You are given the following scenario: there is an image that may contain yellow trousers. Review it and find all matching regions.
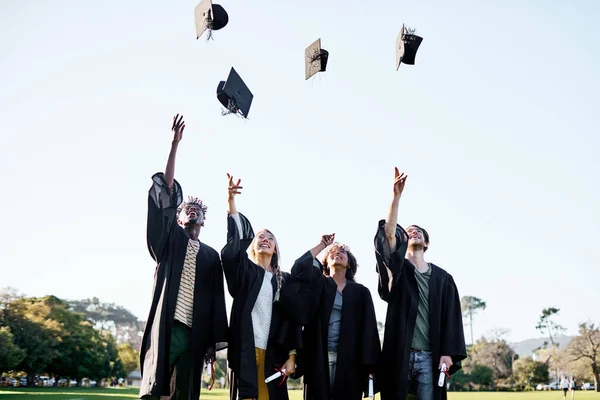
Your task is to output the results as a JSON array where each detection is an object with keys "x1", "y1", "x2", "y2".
[{"x1": 243, "y1": 348, "x2": 269, "y2": 400}]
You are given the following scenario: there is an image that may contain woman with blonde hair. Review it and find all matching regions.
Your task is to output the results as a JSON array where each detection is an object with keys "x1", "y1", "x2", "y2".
[{"x1": 221, "y1": 174, "x2": 300, "y2": 400}]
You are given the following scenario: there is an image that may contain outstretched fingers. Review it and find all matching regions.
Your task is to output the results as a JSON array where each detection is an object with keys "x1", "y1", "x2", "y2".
[
  {"x1": 227, "y1": 173, "x2": 243, "y2": 194},
  {"x1": 172, "y1": 114, "x2": 184, "y2": 130},
  {"x1": 394, "y1": 173, "x2": 407, "y2": 184}
]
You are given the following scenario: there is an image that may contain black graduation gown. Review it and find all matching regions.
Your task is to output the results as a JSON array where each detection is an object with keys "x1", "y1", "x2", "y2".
[
  {"x1": 281, "y1": 251, "x2": 381, "y2": 400},
  {"x1": 139, "y1": 173, "x2": 228, "y2": 400},
  {"x1": 221, "y1": 212, "x2": 301, "y2": 400},
  {"x1": 374, "y1": 220, "x2": 466, "y2": 400}
]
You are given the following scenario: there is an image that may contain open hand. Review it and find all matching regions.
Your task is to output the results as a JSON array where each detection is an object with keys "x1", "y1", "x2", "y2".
[
  {"x1": 172, "y1": 114, "x2": 185, "y2": 143},
  {"x1": 392, "y1": 167, "x2": 407, "y2": 196},
  {"x1": 227, "y1": 173, "x2": 243, "y2": 201},
  {"x1": 320, "y1": 233, "x2": 335, "y2": 247}
]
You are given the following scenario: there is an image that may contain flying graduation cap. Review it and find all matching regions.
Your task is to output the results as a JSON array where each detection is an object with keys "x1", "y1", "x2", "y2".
[
  {"x1": 305, "y1": 38, "x2": 329, "y2": 80},
  {"x1": 194, "y1": 0, "x2": 229, "y2": 40},
  {"x1": 396, "y1": 24, "x2": 423, "y2": 70},
  {"x1": 216, "y1": 67, "x2": 253, "y2": 118}
]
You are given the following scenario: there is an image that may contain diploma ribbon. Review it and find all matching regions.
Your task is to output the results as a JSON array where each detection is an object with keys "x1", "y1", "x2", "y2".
[
  {"x1": 265, "y1": 365, "x2": 287, "y2": 386},
  {"x1": 206, "y1": 358, "x2": 215, "y2": 390}
]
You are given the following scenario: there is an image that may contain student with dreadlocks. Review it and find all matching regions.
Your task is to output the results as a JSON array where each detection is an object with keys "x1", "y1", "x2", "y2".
[
  {"x1": 139, "y1": 114, "x2": 228, "y2": 400},
  {"x1": 221, "y1": 174, "x2": 301, "y2": 400},
  {"x1": 279, "y1": 235, "x2": 381, "y2": 400}
]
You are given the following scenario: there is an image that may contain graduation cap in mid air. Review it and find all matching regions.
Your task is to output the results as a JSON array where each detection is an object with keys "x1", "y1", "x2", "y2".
[
  {"x1": 396, "y1": 24, "x2": 423, "y2": 70},
  {"x1": 194, "y1": 0, "x2": 229, "y2": 40},
  {"x1": 216, "y1": 67, "x2": 253, "y2": 118},
  {"x1": 305, "y1": 38, "x2": 329, "y2": 80}
]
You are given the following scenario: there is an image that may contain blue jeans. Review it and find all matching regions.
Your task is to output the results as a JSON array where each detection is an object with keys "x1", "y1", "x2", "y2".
[{"x1": 408, "y1": 350, "x2": 433, "y2": 400}]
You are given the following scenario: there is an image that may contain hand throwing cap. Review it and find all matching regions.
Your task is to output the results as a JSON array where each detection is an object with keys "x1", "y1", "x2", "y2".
[
  {"x1": 396, "y1": 24, "x2": 423, "y2": 70},
  {"x1": 216, "y1": 67, "x2": 253, "y2": 118},
  {"x1": 194, "y1": 0, "x2": 229, "y2": 40},
  {"x1": 305, "y1": 38, "x2": 329, "y2": 80}
]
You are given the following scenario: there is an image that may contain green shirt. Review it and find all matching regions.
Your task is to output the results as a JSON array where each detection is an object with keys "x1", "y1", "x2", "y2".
[{"x1": 411, "y1": 265, "x2": 431, "y2": 351}]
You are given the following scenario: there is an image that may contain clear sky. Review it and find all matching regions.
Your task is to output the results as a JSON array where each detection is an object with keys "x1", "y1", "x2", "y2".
[{"x1": 1, "y1": 0, "x2": 598, "y2": 344}]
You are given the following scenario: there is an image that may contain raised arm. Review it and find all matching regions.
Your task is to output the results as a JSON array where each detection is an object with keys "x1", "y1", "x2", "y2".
[
  {"x1": 310, "y1": 234, "x2": 335, "y2": 258},
  {"x1": 146, "y1": 114, "x2": 186, "y2": 262},
  {"x1": 221, "y1": 174, "x2": 255, "y2": 297},
  {"x1": 280, "y1": 234, "x2": 334, "y2": 326},
  {"x1": 227, "y1": 173, "x2": 242, "y2": 215},
  {"x1": 164, "y1": 114, "x2": 185, "y2": 191},
  {"x1": 290, "y1": 234, "x2": 335, "y2": 280},
  {"x1": 375, "y1": 168, "x2": 409, "y2": 301},
  {"x1": 385, "y1": 167, "x2": 407, "y2": 250}
]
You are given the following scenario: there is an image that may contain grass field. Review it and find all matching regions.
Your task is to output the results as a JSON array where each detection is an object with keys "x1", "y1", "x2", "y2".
[{"x1": 0, "y1": 387, "x2": 598, "y2": 400}]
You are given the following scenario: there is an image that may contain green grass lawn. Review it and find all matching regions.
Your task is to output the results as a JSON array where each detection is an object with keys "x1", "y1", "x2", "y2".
[{"x1": 0, "y1": 387, "x2": 598, "y2": 400}]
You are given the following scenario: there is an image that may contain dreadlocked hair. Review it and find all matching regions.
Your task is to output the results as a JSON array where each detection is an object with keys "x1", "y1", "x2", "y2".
[
  {"x1": 177, "y1": 196, "x2": 208, "y2": 226},
  {"x1": 322, "y1": 242, "x2": 358, "y2": 282},
  {"x1": 249, "y1": 229, "x2": 282, "y2": 302}
]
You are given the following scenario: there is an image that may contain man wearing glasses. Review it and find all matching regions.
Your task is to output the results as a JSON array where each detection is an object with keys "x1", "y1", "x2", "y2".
[{"x1": 374, "y1": 168, "x2": 467, "y2": 400}]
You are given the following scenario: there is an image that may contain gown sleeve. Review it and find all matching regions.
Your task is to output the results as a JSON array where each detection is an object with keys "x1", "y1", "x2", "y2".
[
  {"x1": 374, "y1": 219, "x2": 409, "y2": 302},
  {"x1": 210, "y1": 255, "x2": 229, "y2": 352},
  {"x1": 220, "y1": 212, "x2": 255, "y2": 298},
  {"x1": 279, "y1": 251, "x2": 325, "y2": 326},
  {"x1": 146, "y1": 172, "x2": 183, "y2": 263},
  {"x1": 441, "y1": 274, "x2": 467, "y2": 376},
  {"x1": 359, "y1": 287, "x2": 382, "y2": 396}
]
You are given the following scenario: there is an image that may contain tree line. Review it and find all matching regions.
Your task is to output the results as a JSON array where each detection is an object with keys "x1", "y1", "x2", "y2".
[
  {"x1": 458, "y1": 296, "x2": 599, "y2": 391},
  {"x1": 2, "y1": 287, "x2": 598, "y2": 393},
  {"x1": 0, "y1": 288, "x2": 141, "y2": 383}
]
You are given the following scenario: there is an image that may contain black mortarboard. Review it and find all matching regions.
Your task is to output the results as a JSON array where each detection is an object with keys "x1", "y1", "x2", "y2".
[
  {"x1": 194, "y1": 0, "x2": 229, "y2": 40},
  {"x1": 216, "y1": 67, "x2": 253, "y2": 118},
  {"x1": 396, "y1": 24, "x2": 423, "y2": 70},
  {"x1": 305, "y1": 38, "x2": 329, "y2": 80}
]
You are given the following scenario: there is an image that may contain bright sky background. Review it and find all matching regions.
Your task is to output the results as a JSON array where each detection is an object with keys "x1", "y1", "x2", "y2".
[{"x1": 1, "y1": 0, "x2": 598, "y2": 344}]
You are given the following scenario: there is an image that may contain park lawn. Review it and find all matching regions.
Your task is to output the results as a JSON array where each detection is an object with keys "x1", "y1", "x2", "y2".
[{"x1": 0, "y1": 387, "x2": 598, "y2": 400}]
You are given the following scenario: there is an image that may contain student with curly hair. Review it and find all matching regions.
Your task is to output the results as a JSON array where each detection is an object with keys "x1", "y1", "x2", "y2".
[{"x1": 281, "y1": 235, "x2": 380, "y2": 400}]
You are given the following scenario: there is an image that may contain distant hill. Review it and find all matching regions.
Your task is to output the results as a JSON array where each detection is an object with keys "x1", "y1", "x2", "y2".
[{"x1": 509, "y1": 335, "x2": 575, "y2": 357}]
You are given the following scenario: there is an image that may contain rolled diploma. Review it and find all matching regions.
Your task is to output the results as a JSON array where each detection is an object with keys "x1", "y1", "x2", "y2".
[
  {"x1": 368, "y1": 375, "x2": 374, "y2": 398},
  {"x1": 438, "y1": 363, "x2": 447, "y2": 387},
  {"x1": 265, "y1": 369, "x2": 286, "y2": 383},
  {"x1": 206, "y1": 361, "x2": 212, "y2": 378}
]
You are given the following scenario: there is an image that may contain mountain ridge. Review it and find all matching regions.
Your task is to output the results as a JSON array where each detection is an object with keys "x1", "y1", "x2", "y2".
[{"x1": 508, "y1": 335, "x2": 574, "y2": 357}]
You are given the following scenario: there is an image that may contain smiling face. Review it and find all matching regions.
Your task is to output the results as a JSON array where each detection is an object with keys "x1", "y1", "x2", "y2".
[
  {"x1": 322, "y1": 243, "x2": 358, "y2": 281},
  {"x1": 406, "y1": 225, "x2": 429, "y2": 251},
  {"x1": 178, "y1": 202, "x2": 205, "y2": 228},
  {"x1": 178, "y1": 203, "x2": 205, "y2": 227},
  {"x1": 252, "y1": 230, "x2": 277, "y2": 257},
  {"x1": 326, "y1": 244, "x2": 349, "y2": 269}
]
